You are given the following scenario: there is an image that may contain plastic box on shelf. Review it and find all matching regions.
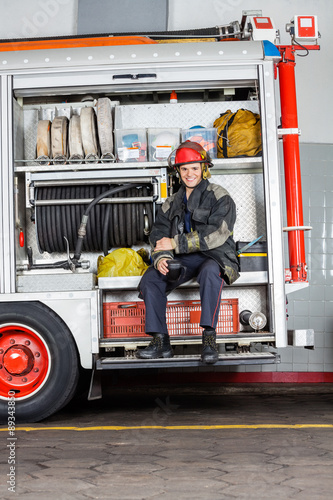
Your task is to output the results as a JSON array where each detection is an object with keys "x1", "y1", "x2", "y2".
[
  {"x1": 114, "y1": 129, "x2": 147, "y2": 162},
  {"x1": 181, "y1": 127, "x2": 218, "y2": 158},
  {"x1": 103, "y1": 299, "x2": 239, "y2": 338},
  {"x1": 148, "y1": 128, "x2": 180, "y2": 161}
]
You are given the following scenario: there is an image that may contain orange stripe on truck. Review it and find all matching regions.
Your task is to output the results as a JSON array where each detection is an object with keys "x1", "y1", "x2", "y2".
[{"x1": 0, "y1": 36, "x2": 157, "y2": 52}]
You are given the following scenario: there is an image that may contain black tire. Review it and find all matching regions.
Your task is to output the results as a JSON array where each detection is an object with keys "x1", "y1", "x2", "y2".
[{"x1": 0, "y1": 301, "x2": 80, "y2": 423}]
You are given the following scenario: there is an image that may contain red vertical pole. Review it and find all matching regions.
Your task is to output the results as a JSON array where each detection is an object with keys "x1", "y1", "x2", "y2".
[{"x1": 278, "y1": 46, "x2": 307, "y2": 282}]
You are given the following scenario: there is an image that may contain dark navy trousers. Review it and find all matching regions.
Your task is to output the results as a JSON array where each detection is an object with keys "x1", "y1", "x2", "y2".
[{"x1": 139, "y1": 254, "x2": 224, "y2": 335}]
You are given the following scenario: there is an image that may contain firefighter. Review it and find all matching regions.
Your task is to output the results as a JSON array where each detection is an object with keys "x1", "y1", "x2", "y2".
[{"x1": 136, "y1": 141, "x2": 239, "y2": 364}]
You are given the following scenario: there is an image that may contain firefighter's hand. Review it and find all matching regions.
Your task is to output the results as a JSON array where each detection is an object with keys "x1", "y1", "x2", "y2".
[
  {"x1": 154, "y1": 237, "x2": 174, "y2": 251},
  {"x1": 157, "y1": 258, "x2": 170, "y2": 275}
]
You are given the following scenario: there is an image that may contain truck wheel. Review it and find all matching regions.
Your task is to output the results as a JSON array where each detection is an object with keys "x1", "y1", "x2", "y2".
[{"x1": 0, "y1": 301, "x2": 79, "y2": 423}]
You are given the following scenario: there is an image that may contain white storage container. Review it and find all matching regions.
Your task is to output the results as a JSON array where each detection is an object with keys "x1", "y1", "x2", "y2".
[
  {"x1": 114, "y1": 129, "x2": 147, "y2": 162},
  {"x1": 181, "y1": 127, "x2": 218, "y2": 158},
  {"x1": 148, "y1": 128, "x2": 180, "y2": 161}
]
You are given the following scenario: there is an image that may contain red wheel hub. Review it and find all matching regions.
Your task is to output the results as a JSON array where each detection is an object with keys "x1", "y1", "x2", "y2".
[
  {"x1": 0, "y1": 325, "x2": 50, "y2": 399},
  {"x1": 3, "y1": 346, "x2": 34, "y2": 375}
]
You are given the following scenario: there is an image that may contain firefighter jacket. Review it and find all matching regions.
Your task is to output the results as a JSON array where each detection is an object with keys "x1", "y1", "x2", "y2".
[{"x1": 150, "y1": 179, "x2": 240, "y2": 285}]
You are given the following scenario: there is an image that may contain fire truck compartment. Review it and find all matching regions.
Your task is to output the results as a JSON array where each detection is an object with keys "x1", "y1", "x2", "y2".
[{"x1": 4, "y1": 40, "x2": 285, "y2": 370}]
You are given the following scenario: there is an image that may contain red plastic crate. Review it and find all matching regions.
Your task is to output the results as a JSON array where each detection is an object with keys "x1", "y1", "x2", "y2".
[{"x1": 103, "y1": 299, "x2": 239, "y2": 338}]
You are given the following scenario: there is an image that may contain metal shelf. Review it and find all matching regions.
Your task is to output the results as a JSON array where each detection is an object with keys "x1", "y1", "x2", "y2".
[
  {"x1": 98, "y1": 271, "x2": 268, "y2": 291},
  {"x1": 14, "y1": 157, "x2": 262, "y2": 173},
  {"x1": 14, "y1": 160, "x2": 167, "y2": 173},
  {"x1": 26, "y1": 167, "x2": 166, "y2": 183}
]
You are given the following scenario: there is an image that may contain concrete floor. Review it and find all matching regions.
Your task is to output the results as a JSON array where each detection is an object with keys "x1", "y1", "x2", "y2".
[{"x1": 1, "y1": 383, "x2": 333, "y2": 499}]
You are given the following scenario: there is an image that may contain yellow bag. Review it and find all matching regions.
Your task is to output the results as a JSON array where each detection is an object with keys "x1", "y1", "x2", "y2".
[
  {"x1": 213, "y1": 109, "x2": 262, "y2": 158},
  {"x1": 97, "y1": 248, "x2": 148, "y2": 278}
]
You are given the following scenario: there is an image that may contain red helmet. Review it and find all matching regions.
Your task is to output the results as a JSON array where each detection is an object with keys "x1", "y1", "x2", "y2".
[
  {"x1": 168, "y1": 141, "x2": 213, "y2": 170},
  {"x1": 175, "y1": 144, "x2": 202, "y2": 164}
]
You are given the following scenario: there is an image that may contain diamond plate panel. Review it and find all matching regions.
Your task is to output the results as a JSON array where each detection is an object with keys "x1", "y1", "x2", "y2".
[
  {"x1": 223, "y1": 286, "x2": 266, "y2": 314},
  {"x1": 114, "y1": 101, "x2": 259, "y2": 129},
  {"x1": 288, "y1": 329, "x2": 314, "y2": 347},
  {"x1": 13, "y1": 98, "x2": 24, "y2": 164},
  {"x1": 213, "y1": 173, "x2": 266, "y2": 242},
  {"x1": 23, "y1": 109, "x2": 39, "y2": 161},
  {"x1": 17, "y1": 272, "x2": 96, "y2": 292}
]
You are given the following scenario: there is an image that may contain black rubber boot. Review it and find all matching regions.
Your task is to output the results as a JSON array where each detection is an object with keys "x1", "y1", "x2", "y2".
[
  {"x1": 136, "y1": 333, "x2": 174, "y2": 359},
  {"x1": 201, "y1": 329, "x2": 219, "y2": 364}
]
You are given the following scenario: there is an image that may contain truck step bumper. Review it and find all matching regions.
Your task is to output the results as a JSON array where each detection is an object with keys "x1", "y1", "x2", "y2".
[{"x1": 96, "y1": 352, "x2": 280, "y2": 370}]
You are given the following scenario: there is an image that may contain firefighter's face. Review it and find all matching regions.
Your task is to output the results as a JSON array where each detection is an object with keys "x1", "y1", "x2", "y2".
[{"x1": 179, "y1": 163, "x2": 202, "y2": 189}]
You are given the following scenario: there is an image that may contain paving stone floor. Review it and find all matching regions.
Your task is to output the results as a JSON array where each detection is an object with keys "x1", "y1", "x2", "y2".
[{"x1": 1, "y1": 384, "x2": 333, "y2": 499}]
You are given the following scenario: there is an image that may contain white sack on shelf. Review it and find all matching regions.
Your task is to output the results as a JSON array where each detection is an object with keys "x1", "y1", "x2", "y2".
[
  {"x1": 36, "y1": 119, "x2": 51, "y2": 164},
  {"x1": 51, "y1": 116, "x2": 68, "y2": 163},
  {"x1": 80, "y1": 107, "x2": 99, "y2": 162},
  {"x1": 97, "y1": 97, "x2": 114, "y2": 162},
  {"x1": 68, "y1": 115, "x2": 84, "y2": 163}
]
